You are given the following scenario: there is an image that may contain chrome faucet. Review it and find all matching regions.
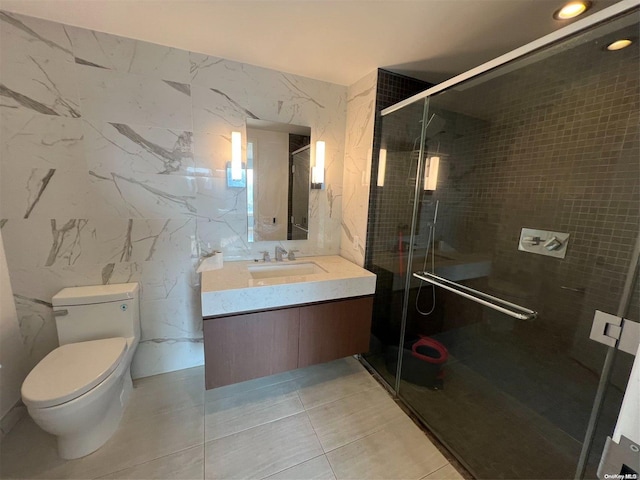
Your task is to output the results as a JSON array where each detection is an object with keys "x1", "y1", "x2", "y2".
[
  {"x1": 259, "y1": 250, "x2": 271, "y2": 262},
  {"x1": 288, "y1": 249, "x2": 299, "y2": 261},
  {"x1": 275, "y1": 246, "x2": 288, "y2": 262}
]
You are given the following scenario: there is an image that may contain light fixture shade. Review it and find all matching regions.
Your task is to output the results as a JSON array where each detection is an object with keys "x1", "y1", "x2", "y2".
[
  {"x1": 424, "y1": 156, "x2": 440, "y2": 191},
  {"x1": 231, "y1": 131, "x2": 242, "y2": 180},
  {"x1": 607, "y1": 39, "x2": 632, "y2": 51},
  {"x1": 377, "y1": 149, "x2": 387, "y2": 187},
  {"x1": 312, "y1": 141, "x2": 325, "y2": 185},
  {"x1": 553, "y1": 1, "x2": 591, "y2": 20}
]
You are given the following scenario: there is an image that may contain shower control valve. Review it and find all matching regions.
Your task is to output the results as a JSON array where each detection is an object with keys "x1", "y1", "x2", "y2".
[
  {"x1": 544, "y1": 236, "x2": 563, "y2": 251},
  {"x1": 522, "y1": 236, "x2": 542, "y2": 245},
  {"x1": 518, "y1": 228, "x2": 570, "y2": 259}
]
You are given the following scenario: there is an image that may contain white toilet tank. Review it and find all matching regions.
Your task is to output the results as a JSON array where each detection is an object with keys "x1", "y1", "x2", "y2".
[{"x1": 52, "y1": 283, "x2": 140, "y2": 346}]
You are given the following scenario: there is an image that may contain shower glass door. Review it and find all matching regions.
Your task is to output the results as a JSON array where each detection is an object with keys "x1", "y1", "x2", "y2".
[
  {"x1": 363, "y1": 99, "x2": 428, "y2": 390},
  {"x1": 366, "y1": 8, "x2": 640, "y2": 480}
]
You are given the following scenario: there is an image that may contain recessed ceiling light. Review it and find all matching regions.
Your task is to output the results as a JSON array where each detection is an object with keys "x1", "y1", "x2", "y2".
[
  {"x1": 606, "y1": 39, "x2": 633, "y2": 51},
  {"x1": 553, "y1": 1, "x2": 592, "y2": 20}
]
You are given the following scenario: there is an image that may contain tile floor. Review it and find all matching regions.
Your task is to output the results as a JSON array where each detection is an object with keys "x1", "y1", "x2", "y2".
[{"x1": 0, "y1": 357, "x2": 464, "y2": 480}]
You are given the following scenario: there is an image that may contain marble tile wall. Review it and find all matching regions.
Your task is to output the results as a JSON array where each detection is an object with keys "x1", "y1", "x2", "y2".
[
  {"x1": 0, "y1": 11, "x2": 347, "y2": 378},
  {"x1": 0, "y1": 230, "x2": 29, "y2": 427},
  {"x1": 340, "y1": 71, "x2": 377, "y2": 267}
]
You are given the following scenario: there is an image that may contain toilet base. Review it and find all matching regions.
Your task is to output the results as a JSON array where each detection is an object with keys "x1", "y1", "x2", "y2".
[{"x1": 57, "y1": 373, "x2": 132, "y2": 459}]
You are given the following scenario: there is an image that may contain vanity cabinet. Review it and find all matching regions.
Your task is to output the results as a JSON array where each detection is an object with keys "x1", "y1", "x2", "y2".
[
  {"x1": 203, "y1": 309, "x2": 299, "y2": 389},
  {"x1": 203, "y1": 296, "x2": 373, "y2": 389},
  {"x1": 298, "y1": 297, "x2": 372, "y2": 368}
]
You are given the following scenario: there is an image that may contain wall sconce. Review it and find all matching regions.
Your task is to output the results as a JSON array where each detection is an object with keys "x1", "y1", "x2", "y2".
[
  {"x1": 423, "y1": 156, "x2": 439, "y2": 191},
  {"x1": 226, "y1": 131, "x2": 246, "y2": 188},
  {"x1": 231, "y1": 131, "x2": 242, "y2": 180},
  {"x1": 311, "y1": 140, "x2": 325, "y2": 189},
  {"x1": 377, "y1": 148, "x2": 387, "y2": 187}
]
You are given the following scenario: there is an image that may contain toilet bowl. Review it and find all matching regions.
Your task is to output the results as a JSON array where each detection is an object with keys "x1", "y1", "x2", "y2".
[
  {"x1": 22, "y1": 338, "x2": 133, "y2": 459},
  {"x1": 21, "y1": 283, "x2": 140, "y2": 459}
]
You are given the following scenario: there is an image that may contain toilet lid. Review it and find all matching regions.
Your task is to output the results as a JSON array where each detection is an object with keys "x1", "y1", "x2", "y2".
[{"x1": 22, "y1": 337, "x2": 127, "y2": 409}]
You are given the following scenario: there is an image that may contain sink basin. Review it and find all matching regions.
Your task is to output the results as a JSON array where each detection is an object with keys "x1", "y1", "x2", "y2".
[
  {"x1": 200, "y1": 255, "x2": 377, "y2": 317},
  {"x1": 248, "y1": 262, "x2": 327, "y2": 279}
]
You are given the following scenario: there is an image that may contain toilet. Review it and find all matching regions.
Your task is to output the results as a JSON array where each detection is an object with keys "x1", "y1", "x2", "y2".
[{"x1": 21, "y1": 283, "x2": 140, "y2": 459}]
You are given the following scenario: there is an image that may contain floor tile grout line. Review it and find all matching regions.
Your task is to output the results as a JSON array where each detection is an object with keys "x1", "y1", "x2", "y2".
[
  {"x1": 91, "y1": 443, "x2": 205, "y2": 479},
  {"x1": 121, "y1": 400, "x2": 206, "y2": 433},
  {"x1": 302, "y1": 405, "x2": 328, "y2": 456},
  {"x1": 204, "y1": 407, "x2": 321, "y2": 480},
  {"x1": 203, "y1": 379, "x2": 303, "y2": 445},
  {"x1": 418, "y1": 462, "x2": 453, "y2": 480},
  {"x1": 256, "y1": 452, "x2": 327, "y2": 480},
  {"x1": 324, "y1": 453, "x2": 339, "y2": 480},
  {"x1": 125, "y1": 398, "x2": 206, "y2": 421},
  {"x1": 203, "y1": 407, "x2": 305, "y2": 445},
  {"x1": 202, "y1": 408, "x2": 313, "y2": 450},
  {"x1": 203, "y1": 374, "x2": 297, "y2": 404},
  {"x1": 302, "y1": 376, "x2": 407, "y2": 454},
  {"x1": 319, "y1": 409, "x2": 407, "y2": 456},
  {"x1": 300, "y1": 381, "x2": 386, "y2": 413},
  {"x1": 205, "y1": 386, "x2": 300, "y2": 414},
  {"x1": 302, "y1": 407, "x2": 341, "y2": 479}
]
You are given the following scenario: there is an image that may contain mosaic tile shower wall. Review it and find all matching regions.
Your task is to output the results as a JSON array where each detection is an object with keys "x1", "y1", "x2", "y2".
[
  {"x1": 412, "y1": 29, "x2": 638, "y2": 376},
  {"x1": 365, "y1": 70, "x2": 431, "y2": 266}
]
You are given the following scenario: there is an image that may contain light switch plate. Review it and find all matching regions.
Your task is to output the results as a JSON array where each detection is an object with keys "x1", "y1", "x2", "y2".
[{"x1": 518, "y1": 228, "x2": 570, "y2": 259}]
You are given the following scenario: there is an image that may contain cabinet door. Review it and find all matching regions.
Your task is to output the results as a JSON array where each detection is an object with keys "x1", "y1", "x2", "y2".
[
  {"x1": 203, "y1": 308, "x2": 299, "y2": 389},
  {"x1": 298, "y1": 297, "x2": 373, "y2": 368}
]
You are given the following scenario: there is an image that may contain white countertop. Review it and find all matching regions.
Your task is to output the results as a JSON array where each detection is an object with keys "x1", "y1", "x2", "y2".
[{"x1": 201, "y1": 255, "x2": 377, "y2": 317}]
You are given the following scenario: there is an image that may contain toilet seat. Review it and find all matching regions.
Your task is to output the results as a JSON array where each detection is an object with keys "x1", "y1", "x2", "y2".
[{"x1": 22, "y1": 337, "x2": 127, "y2": 409}]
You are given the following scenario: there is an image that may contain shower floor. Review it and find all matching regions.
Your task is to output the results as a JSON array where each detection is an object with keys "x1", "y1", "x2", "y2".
[{"x1": 364, "y1": 322, "x2": 624, "y2": 480}]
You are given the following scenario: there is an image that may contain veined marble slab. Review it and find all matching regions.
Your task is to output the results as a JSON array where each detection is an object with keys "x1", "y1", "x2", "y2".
[
  {"x1": 0, "y1": 11, "x2": 73, "y2": 63},
  {"x1": 1, "y1": 110, "x2": 84, "y2": 171},
  {"x1": 340, "y1": 71, "x2": 377, "y2": 267},
  {"x1": 0, "y1": 166, "x2": 95, "y2": 220},
  {"x1": 83, "y1": 120, "x2": 194, "y2": 176},
  {"x1": 1, "y1": 10, "x2": 347, "y2": 379},
  {"x1": 0, "y1": 54, "x2": 80, "y2": 118},
  {"x1": 67, "y1": 26, "x2": 191, "y2": 84},
  {"x1": 201, "y1": 255, "x2": 376, "y2": 317},
  {"x1": 76, "y1": 64, "x2": 192, "y2": 130}
]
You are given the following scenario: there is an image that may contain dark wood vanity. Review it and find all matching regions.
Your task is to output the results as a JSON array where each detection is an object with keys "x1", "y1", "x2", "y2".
[{"x1": 203, "y1": 296, "x2": 373, "y2": 389}]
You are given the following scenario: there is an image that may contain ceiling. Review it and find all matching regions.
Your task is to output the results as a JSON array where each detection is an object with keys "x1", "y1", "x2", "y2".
[{"x1": 0, "y1": 0, "x2": 621, "y2": 86}]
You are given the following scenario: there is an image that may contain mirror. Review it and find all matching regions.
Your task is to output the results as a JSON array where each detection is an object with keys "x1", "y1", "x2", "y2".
[{"x1": 246, "y1": 120, "x2": 311, "y2": 242}]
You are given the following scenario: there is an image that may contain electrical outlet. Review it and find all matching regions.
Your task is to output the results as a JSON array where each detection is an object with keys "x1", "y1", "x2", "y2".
[{"x1": 353, "y1": 235, "x2": 359, "y2": 251}]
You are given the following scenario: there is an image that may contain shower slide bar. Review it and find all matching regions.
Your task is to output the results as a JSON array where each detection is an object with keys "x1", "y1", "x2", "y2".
[{"x1": 413, "y1": 272, "x2": 538, "y2": 321}]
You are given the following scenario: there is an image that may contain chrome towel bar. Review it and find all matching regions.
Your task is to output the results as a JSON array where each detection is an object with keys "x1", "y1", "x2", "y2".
[{"x1": 413, "y1": 271, "x2": 538, "y2": 321}]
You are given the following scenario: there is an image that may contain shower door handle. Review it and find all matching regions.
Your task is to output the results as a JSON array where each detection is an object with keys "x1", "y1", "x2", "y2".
[{"x1": 413, "y1": 272, "x2": 538, "y2": 321}]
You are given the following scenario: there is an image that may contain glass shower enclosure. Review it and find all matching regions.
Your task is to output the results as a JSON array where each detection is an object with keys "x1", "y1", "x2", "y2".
[{"x1": 363, "y1": 5, "x2": 639, "y2": 479}]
